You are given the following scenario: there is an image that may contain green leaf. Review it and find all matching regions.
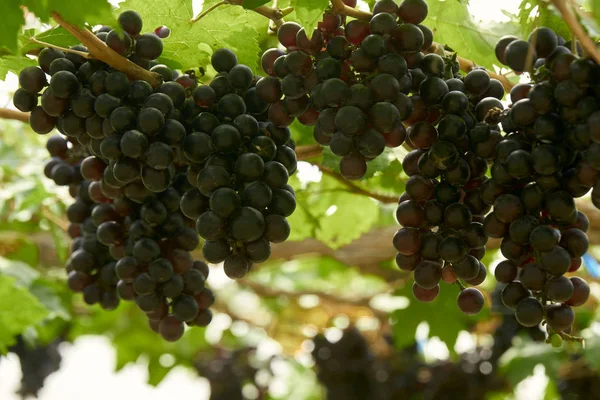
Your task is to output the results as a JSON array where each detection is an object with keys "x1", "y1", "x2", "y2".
[
  {"x1": 0, "y1": 55, "x2": 37, "y2": 81},
  {"x1": 288, "y1": 174, "x2": 380, "y2": 248},
  {"x1": 0, "y1": 0, "x2": 114, "y2": 54},
  {"x1": 424, "y1": 0, "x2": 520, "y2": 70},
  {"x1": 0, "y1": 0, "x2": 25, "y2": 53},
  {"x1": 517, "y1": 0, "x2": 571, "y2": 40},
  {"x1": 391, "y1": 280, "x2": 488, "y2": 352},
  {"x1": 70, "y1": 302, "x2": 209, "y2": 385},
  {"x1": 289, "y1": 0, "x2": 329, "y2": 34},
  {"x1": 499, "y1": 342, "x2": 564, "y2": 386},
  {"x1": 0, "y1": 257, "x2": 40, "y2": 287},
  {"x1": 594, "y1": 0, "x2": 600, "y2": 27},
  {"x1": 147, "y1": 358, "x2": 171, "y2": 386},
  {"x1": 0, "y1": 275, "x2": 49, "y2": 353},
  {"x1": 0, "y1": 232, "x2": 40, "y2": 267},
  {"x1": 119, "y1": 0, "x2": 262, "y2": 73},
  {"x1": 243, "y1": 0, "x2": 272, "y2": 9},
  {"x1": 20, "y1": 26, "x2": 81, "y2": 53}
]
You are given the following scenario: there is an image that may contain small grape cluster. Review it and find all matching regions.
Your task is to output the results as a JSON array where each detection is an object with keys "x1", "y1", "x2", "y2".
[
  {"x1": 479, "y1": 27, "x2": 595, "y2": 335},
  {"x1": 14, "y1": 10, "x2": 217, "y2": 341},
  {"x1": 187, "y1": 49, "x2": 298, "y2": 280},
  {"x1": 257, "y1": 0, "x2": 442, "y2": 179}
]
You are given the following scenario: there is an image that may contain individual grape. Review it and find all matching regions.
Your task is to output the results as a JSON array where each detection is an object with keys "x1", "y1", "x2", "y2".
[
  {"x1": 29, "y1": 107, "x2": 56, "y2": 135},
  {"x1": 19, "y1": 66, "x2": 47, "y2": 94},
  {"x1": 453, "y1": 255, "x2": 480, "y2": 281},
  {"x1": 501, "y1": 281, "x2": 530, "y2": 310},
  {"x1": 393, "y1": 23, "x2": 424, "y2": 51},
  {"x1": 464, "y1": 69, "x2": 490, "y2": 96},
  {"x1": 414, "y1": 261, "x2": 442, "y2": 290},
  {"x1": 223, "y1": 254, "x2": 252, "y2": 279},
  {"x1": 519, "y1": 263, "x2": 546, "y2": 291},
  {"x1": 494, "y1": 260, "x2": 518, "y2": 283},
  {"x1": 504, "y1": 39, "x2": 534, "y2": 72},
  {"x1": 546, "y1": 304, "x2": 574, "y2": 332},
  {"x1": 370, "y1": 12, "x2": 397, "y2": 36},
  {"x1": 457, "y1": 288, "x2": 484, "y2": 315},
  {"x1": 413, "y1": 284, "x2": 439, "y2": 302},
  {"x1": 13, "y1": 88, "x2": 38, "y2": 112},
  {"x1": 566, "y1": 277, "x2": 590, "y2": 306},
  {"x1": 528, "y1": 27, "x2": 557, "y2": 58},
  {"x1": 515, "y1": 297, "x2": 544, "y2": 327},
  {"x1": 559, "y1": 228, "x2": 589, "y2": 258},
  {"x1": 438, "y1": 236, "x2": 467, "y2": 263},
  {"x1": 159, "y1": 316, "x2": 185, "y2": 342}
]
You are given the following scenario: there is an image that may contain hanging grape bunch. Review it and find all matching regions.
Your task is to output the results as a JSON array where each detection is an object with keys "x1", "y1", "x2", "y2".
[
  {"x1": 14, "y1": 10, "x2": 216, "y2": 342},
  {"x1": 258, "y1": 0, "x2": 450, "y2": 180},
  {"x1": 486, "y1": 27, "x2": 594, "y2": 337},
  {"x1": 184, "y1": 49, "x2": 298, "y2": 280},
  {"x1": 374, "y1": 0, "x2": 507, "y2": 315}
]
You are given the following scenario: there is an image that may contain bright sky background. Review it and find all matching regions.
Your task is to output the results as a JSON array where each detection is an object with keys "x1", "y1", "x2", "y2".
[{"x1": 0, "y1": 1, "x2": 549, "y2": 400}]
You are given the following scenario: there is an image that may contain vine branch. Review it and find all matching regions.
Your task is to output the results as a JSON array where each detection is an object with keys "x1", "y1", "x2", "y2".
[
  {"x1": 296, "y1": 144, "x2": 323, "y2": 160},
  {"x1": 238, "y1": 279, "x2": 389, "y2": 319},
  {"x1": 317, "y1": 165, "x2": 398, "y2": 204},
  {"x1": 190, "y1": 0, "x2": 294, "y2": 28},
  {"x1": 330, "y1": 0, "x2": 372, "y2": 20},
  {"x1": 550, "y1": 0, "x2": 600, "y2": 65},
  {"x1": 0, "y1": 108, "x2": 30, "y2": 123},
  {"x1": 50, "y1": 12, "x2": 163, "y2": 87},
  {"x1": 29, "y1": 37, "x2": 90, "y2": 59},
  {"x1": 190, "y1": 0, "x2": 228, "y2": 23}
]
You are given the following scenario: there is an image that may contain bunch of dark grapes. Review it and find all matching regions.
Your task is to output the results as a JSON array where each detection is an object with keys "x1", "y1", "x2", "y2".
[
  {"x1": 486, "y1": 27, "x2": 595, "y2": 336},
  {"x1": 7, "y1": 336, "x2": 63, "y2": 398},
  {"x1": 312, "y1": 328, "x2": 378, "y2": 400},
  {"x1": 187, "y1": 49, "x2": 297, "y2": 280},
  {"x1": 381, "y1": 0, "x2": 509, "y2": 313},
  {"x1": 311, "y1": 320, "x2": 526, "y2": 400},
  {"x1": 194, "y1": 347, "x2": 262, "y2": 400},
  {"x1": 14, "y1": 10, "x2": 217, "y2": 341},
  {"x1": 258, "y1": 0, "x2": 444, "y2": 179}
]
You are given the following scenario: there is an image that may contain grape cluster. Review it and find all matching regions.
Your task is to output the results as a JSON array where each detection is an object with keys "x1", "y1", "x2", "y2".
[
  {"x1": 485, "y1": 27, "x2": 595, "y2": 334},
  {"x1": 311, "y1": 319, "x2": 526, "y2": 400},
  {"x1": 383, "y1": 4, "x2": 508, "y2": 312},
  {"x1": 8, "y1": 336, "x2": 63, "y2": 398},
  {"x1": 188, "y1": 49, "x2": 298, "y2": 280},
  {"x1": 14, "y1": 10, "x2": 217, "y2": 341},
  {"x1": 258, "y1": 0, "x2": 441, "y2": 179}
]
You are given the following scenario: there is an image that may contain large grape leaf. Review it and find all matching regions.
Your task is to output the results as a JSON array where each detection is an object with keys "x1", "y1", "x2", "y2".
[
  {"x1": 288, "y1": 174, "x2": 380, "y2": 248},
  {"x1": 0, "y1": 54, "x2": 36, "y2": 80},
  {"x1": 70, "y1": 302, "x2": 209, "y2": 385},
  {"x1": 289, "y1": 0, "x2": 330, "y2": 34},
  {"x1": 0, "y1": 0, "x2": 114, "y2": 53},
  {"x1": 243, "y1": 0, "x2": 272, "y2": 9},
  {"x1": 0, "y1": 275, "x2": 49, "y2": 353},
  {"x1": 424, "y1": 0, "x2": 520, "y2": 70},
  {"x1": 118, "y1": 0, "x2": 262, "y2": 73},
  {"x1": 20, "y1": 27, "x2": 81, "y2": 53},
  {"x1": 517, "y1": 0, "x2": 571, "y2": 40},
  {"x1": 499, "y1": 342, "x2": 564, "y2": 386},
  {"x1": 391, "y1": 280, "x2": 489, "y2": 353}
]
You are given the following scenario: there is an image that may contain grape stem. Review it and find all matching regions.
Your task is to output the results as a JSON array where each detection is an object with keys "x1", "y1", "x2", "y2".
[
  {"x1": 428, "y1": 43, "x2": 515, "y2": 92},
  {"x1": 296, "y1": 144, "x2": 323, "y2": 160},
  {"x1": 190, "y1": 1, "x2": 229, "y2": 23},
  {"x1": 317, "y1": 165, "x2": 399, "y2": 203},
  {"x1": 0, "y1": 108, "x2": 29, "y2": 123},
  {"x1": 238, "y1": 278, "x2": 390, "y2": 319},
  {"x1": 549, "y1": 0, "x2": 600, "y2": 64},
  {"x1": 555, "y1": 330, "x2": 585, "y2": 345},
  {"x1": 50, "y1": 12, "x2": 163, "y2": 87},
  {"x1": 330, "y1": 0, "x2": 372, "y2": 20},
  {"x1": 28, "y1": 37, "x2": 90, "y2": 59},
  {"x1": 189, "y1": 0, "x2": 294, "y2": 29}
]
